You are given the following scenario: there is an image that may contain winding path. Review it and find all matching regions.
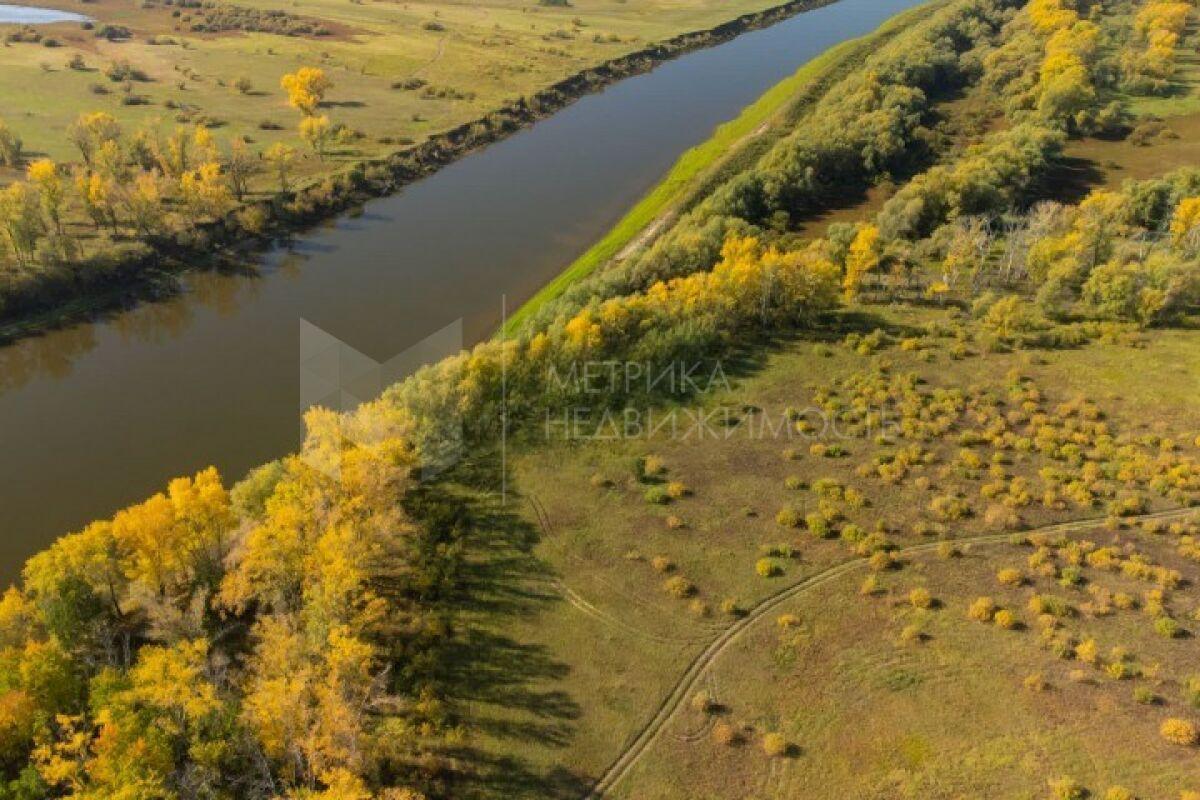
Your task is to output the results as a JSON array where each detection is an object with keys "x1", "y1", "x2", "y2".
[{"x1": 582, "y1": 507, "x2": 1198, "y2": 799}]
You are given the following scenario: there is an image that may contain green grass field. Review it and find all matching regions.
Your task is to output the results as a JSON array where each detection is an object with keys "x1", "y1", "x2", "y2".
[
  {"x1": 432, "y1": 306, "x2": 1200, "y2": 798},
  {"x1": 0, "y1": 0, "x2": 794, "y2": 174}
]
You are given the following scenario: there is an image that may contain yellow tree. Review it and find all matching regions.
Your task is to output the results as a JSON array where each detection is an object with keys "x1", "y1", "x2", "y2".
[
  {"x1": 27, "y1": 159, "x2": 64, "y2": 235},
  {"x1": 111, "y1": 467, "x2": 234, "y2": 599},
  {"x1": 281, "y1": 67, "x2": 332, "y2": 116},
  {"x1": 226, "y1": 137, "x2": 256, "y2": 201},
  {"x1": 75, "y1": 170, "x2": 118, "y2": 233},
  {"x1": 843, "y1": 224, "x2": 880, "y2": 302},
  {"x1": 179, "y1": 162, "x2": 235, "y2": 223},
  {"x1": 0, "y1": 118, "x2": 22, "y2": 166},
  {"x1": 1170, "y1": 196, "x2": 1200, "y2": 250},
  {"x1": 265, "y1": 143, "x2": 298, "y2": 192},
  {"x1": 125, "y1": 171, "x2": 166, "y2": 236},
  {"x1": 300, "y1": 115, "x2": 333, "y2": 160},
  {"x1": 66, "y1": 112, "x2": 121, "y2": 167},
  {"x1": 0, "y1": 181, "x2": 44, "y2": 267}
]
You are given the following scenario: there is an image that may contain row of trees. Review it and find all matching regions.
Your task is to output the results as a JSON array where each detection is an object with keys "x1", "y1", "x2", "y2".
[
  {"x1": 0, "y1": 67, "x2": 337, "y2": 284},
  {"x1": 0, "y1": 426, "x2": 437, "y2": 798},
  {"x1": 517, "y1": 0, "x2": 1026, "y2": 335},
  {"x1": 1121, "y1": 0, "x2": 1194, "y2": 95},
  {"x1": 523, "y1": 0, "x2": 1186, "y2": 340}
]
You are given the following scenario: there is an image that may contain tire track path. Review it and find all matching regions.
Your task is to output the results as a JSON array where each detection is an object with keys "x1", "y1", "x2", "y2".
[{"x1": 582, "y1": 507, "x2": 1197, "y2": 799}]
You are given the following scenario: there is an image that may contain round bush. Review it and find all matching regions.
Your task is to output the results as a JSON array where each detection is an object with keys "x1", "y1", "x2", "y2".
[
  {"x1": 908, "y1": 587, "x2": 933, "y2": 609},
  {"x1": 1160, "y1": 717, "x2": 1199, "y2": 746},
  {"x1": 663, "y1": 576, "x2": 695, "y2": 598},
  {"x1": 761, "y1": 732, "x2": 789, "y2": 757},
  {"x1": 755, "y1": 558, "x2": 783, "y2": 578},
  {"x1": 993, "y1": 609, "x2": 1018, "y2": 630},
  {"x1": 967, "y1": 597, "x2": 995, "y2": 622},
  {"x1": 775, "y1": 506, "x2": 801, "y2": 528},
  {"x1": 644, "y1": 486, "x2": 671, "y2": 505}
]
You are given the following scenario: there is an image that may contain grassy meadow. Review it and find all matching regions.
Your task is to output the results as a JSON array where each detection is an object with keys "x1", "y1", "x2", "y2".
[
  {"x1": 443, "y1": 307, "x2": 1200, "y2": 798},
  {"x1": 0, "y1": 0, "x2": 792, "y2": 177}
]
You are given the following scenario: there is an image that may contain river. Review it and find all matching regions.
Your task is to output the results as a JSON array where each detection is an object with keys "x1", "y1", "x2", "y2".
[{"x1": 0, "y1": 0, "x2": 923, "y2": 580}]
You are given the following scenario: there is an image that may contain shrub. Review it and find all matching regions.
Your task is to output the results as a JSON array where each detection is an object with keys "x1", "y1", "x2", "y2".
[
  {"x1": 985, "y1": 504, "x2": 1022, "y2": 530},
  {"x1": 868, "y1": 551, "x2": 896, "y2": 572},
  {"x1": 1106, "y1": 661, "x2": 1131, "y2": 681},
  {"x1": 1184, "y1": 674, "x2": 1200, "y2": 708},
  {"x1": 665, "y1": 515, "x2": 685, "y2": 530},
  {"x1": 1160, "y1": 718, "x2": 1199, "y2": 746},
  {"x1": 994, "y1": 609, "x2": 1019, "y2": 630},
  {"x1": 937, "y1": 541, "x2": 961, "y2": 559},
  {"x1": 663, "y1": 576, "x2": 695, "y2": 598},
  {"x1": 755, "y1": 558, "x2": 783, "y2": 578},
  {"x1": 1154, "y1": 616, "x2": 1182, "y2": 639},
  {"x1": 762, "y1": 733, "x2": 789, "y2": 757},
  {"x1": 689, "y1": 600, "x2": 710, "y2": 617},
  {"x1": 840, "y1": 524, "x2": 866, "y2": 544},
  {"x1": 712, "y1": 721, "x2": 738, "y2": 746},
  {"x1": 806, "y1": 513, "x2": 831, "y2": 538},
  {"x1": 1133, "y1": 686, "x2": 1159, "y2": 705},
  {"x1": 859, "y1": 575, "x2": 880, "y2": 596},
  {"x1": 1028, "y1": 594, "x2": 1072, "y2": 617},
  {"x1": 666, "y1": 481, "x2": 688, "y2": 499},
  {"x1": 1103, "y1": 788, "x2": 1135, "y2": 800},
  {"x1": 929, "y1": 494, "x2": 971, "y2": 521},
  {"x1": 1112, "y1": 592, "x2": 1136, "y2": 610},
  {"x1": 908, "y1": 587, "x2": 933, "y2": 609},
  {"x1": 1075, "y1": 638, "x2": 1098, "y2": 664},
  {"x1": 720, "y1": 598, "x2": 743, "y2": 617},
  {"x1": 1049, "y1": 777, "x2": 1087, "y2": 800},
  {"x1": 1024, "y1": 673, "x2": 1048, "y2": 692},
  {"x1": 968, "y1": 597, "x2": 996, "y2": 622},
  {"x1": 997, "y1": 568, "x2": 1023, "y2": 587},
  {"x1": 640, "y1": 455, "x2": 666, "y2": 479},
  {"x1": 650, "y1": 556, "x2": 674, "y2": 573},
  {"x1": 691, "y1": 691, "x2": 714, "y2": 713},
  {"x1": 775, "y1": 506, "x2": 801, "y2": 528},
  {"x1": 644, "y1": 486, "x2": 671, "y2": 505},
  {"x1": 784, "y1": 475, "x2": 805, "y2": 490},
  {"x1": 776, "y1": 613, "x2": 801, "y2": 629}
]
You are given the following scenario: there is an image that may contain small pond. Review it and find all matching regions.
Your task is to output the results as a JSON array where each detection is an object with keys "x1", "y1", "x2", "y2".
[{"x1": 0, "y1": 3, "x2": 89, "y2": 24}]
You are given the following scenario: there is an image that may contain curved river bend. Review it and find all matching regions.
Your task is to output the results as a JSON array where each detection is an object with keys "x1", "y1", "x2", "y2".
[{"x1": 0, "y1": 0, "x2": 922, "y2": 579}]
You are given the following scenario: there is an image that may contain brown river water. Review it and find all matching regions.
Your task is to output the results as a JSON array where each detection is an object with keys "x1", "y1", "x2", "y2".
[{"x1": 0, "y1": 0, "x2": 923, "y2": 581}]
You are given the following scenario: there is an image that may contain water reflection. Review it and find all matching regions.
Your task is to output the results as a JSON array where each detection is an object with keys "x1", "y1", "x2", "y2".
[{"x1": 0, "y1": 325, "x2": 97, "y2": 393}]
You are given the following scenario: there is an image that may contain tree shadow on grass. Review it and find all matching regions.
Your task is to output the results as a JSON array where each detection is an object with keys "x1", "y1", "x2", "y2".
[{"x1": 416, "y1": 454, "x2": 591, "y2": 800}]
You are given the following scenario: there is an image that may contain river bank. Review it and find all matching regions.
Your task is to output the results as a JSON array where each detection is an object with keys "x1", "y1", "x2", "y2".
[
  {"x1": 0, "y1": 0, "x2": 842, "y2": 343},
  {"x1": 0, "y1": 0, "x2": 926, "y2": 582},
  {"x1": 501, "y1": 0, "x2": 939, "y2": 334}
]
